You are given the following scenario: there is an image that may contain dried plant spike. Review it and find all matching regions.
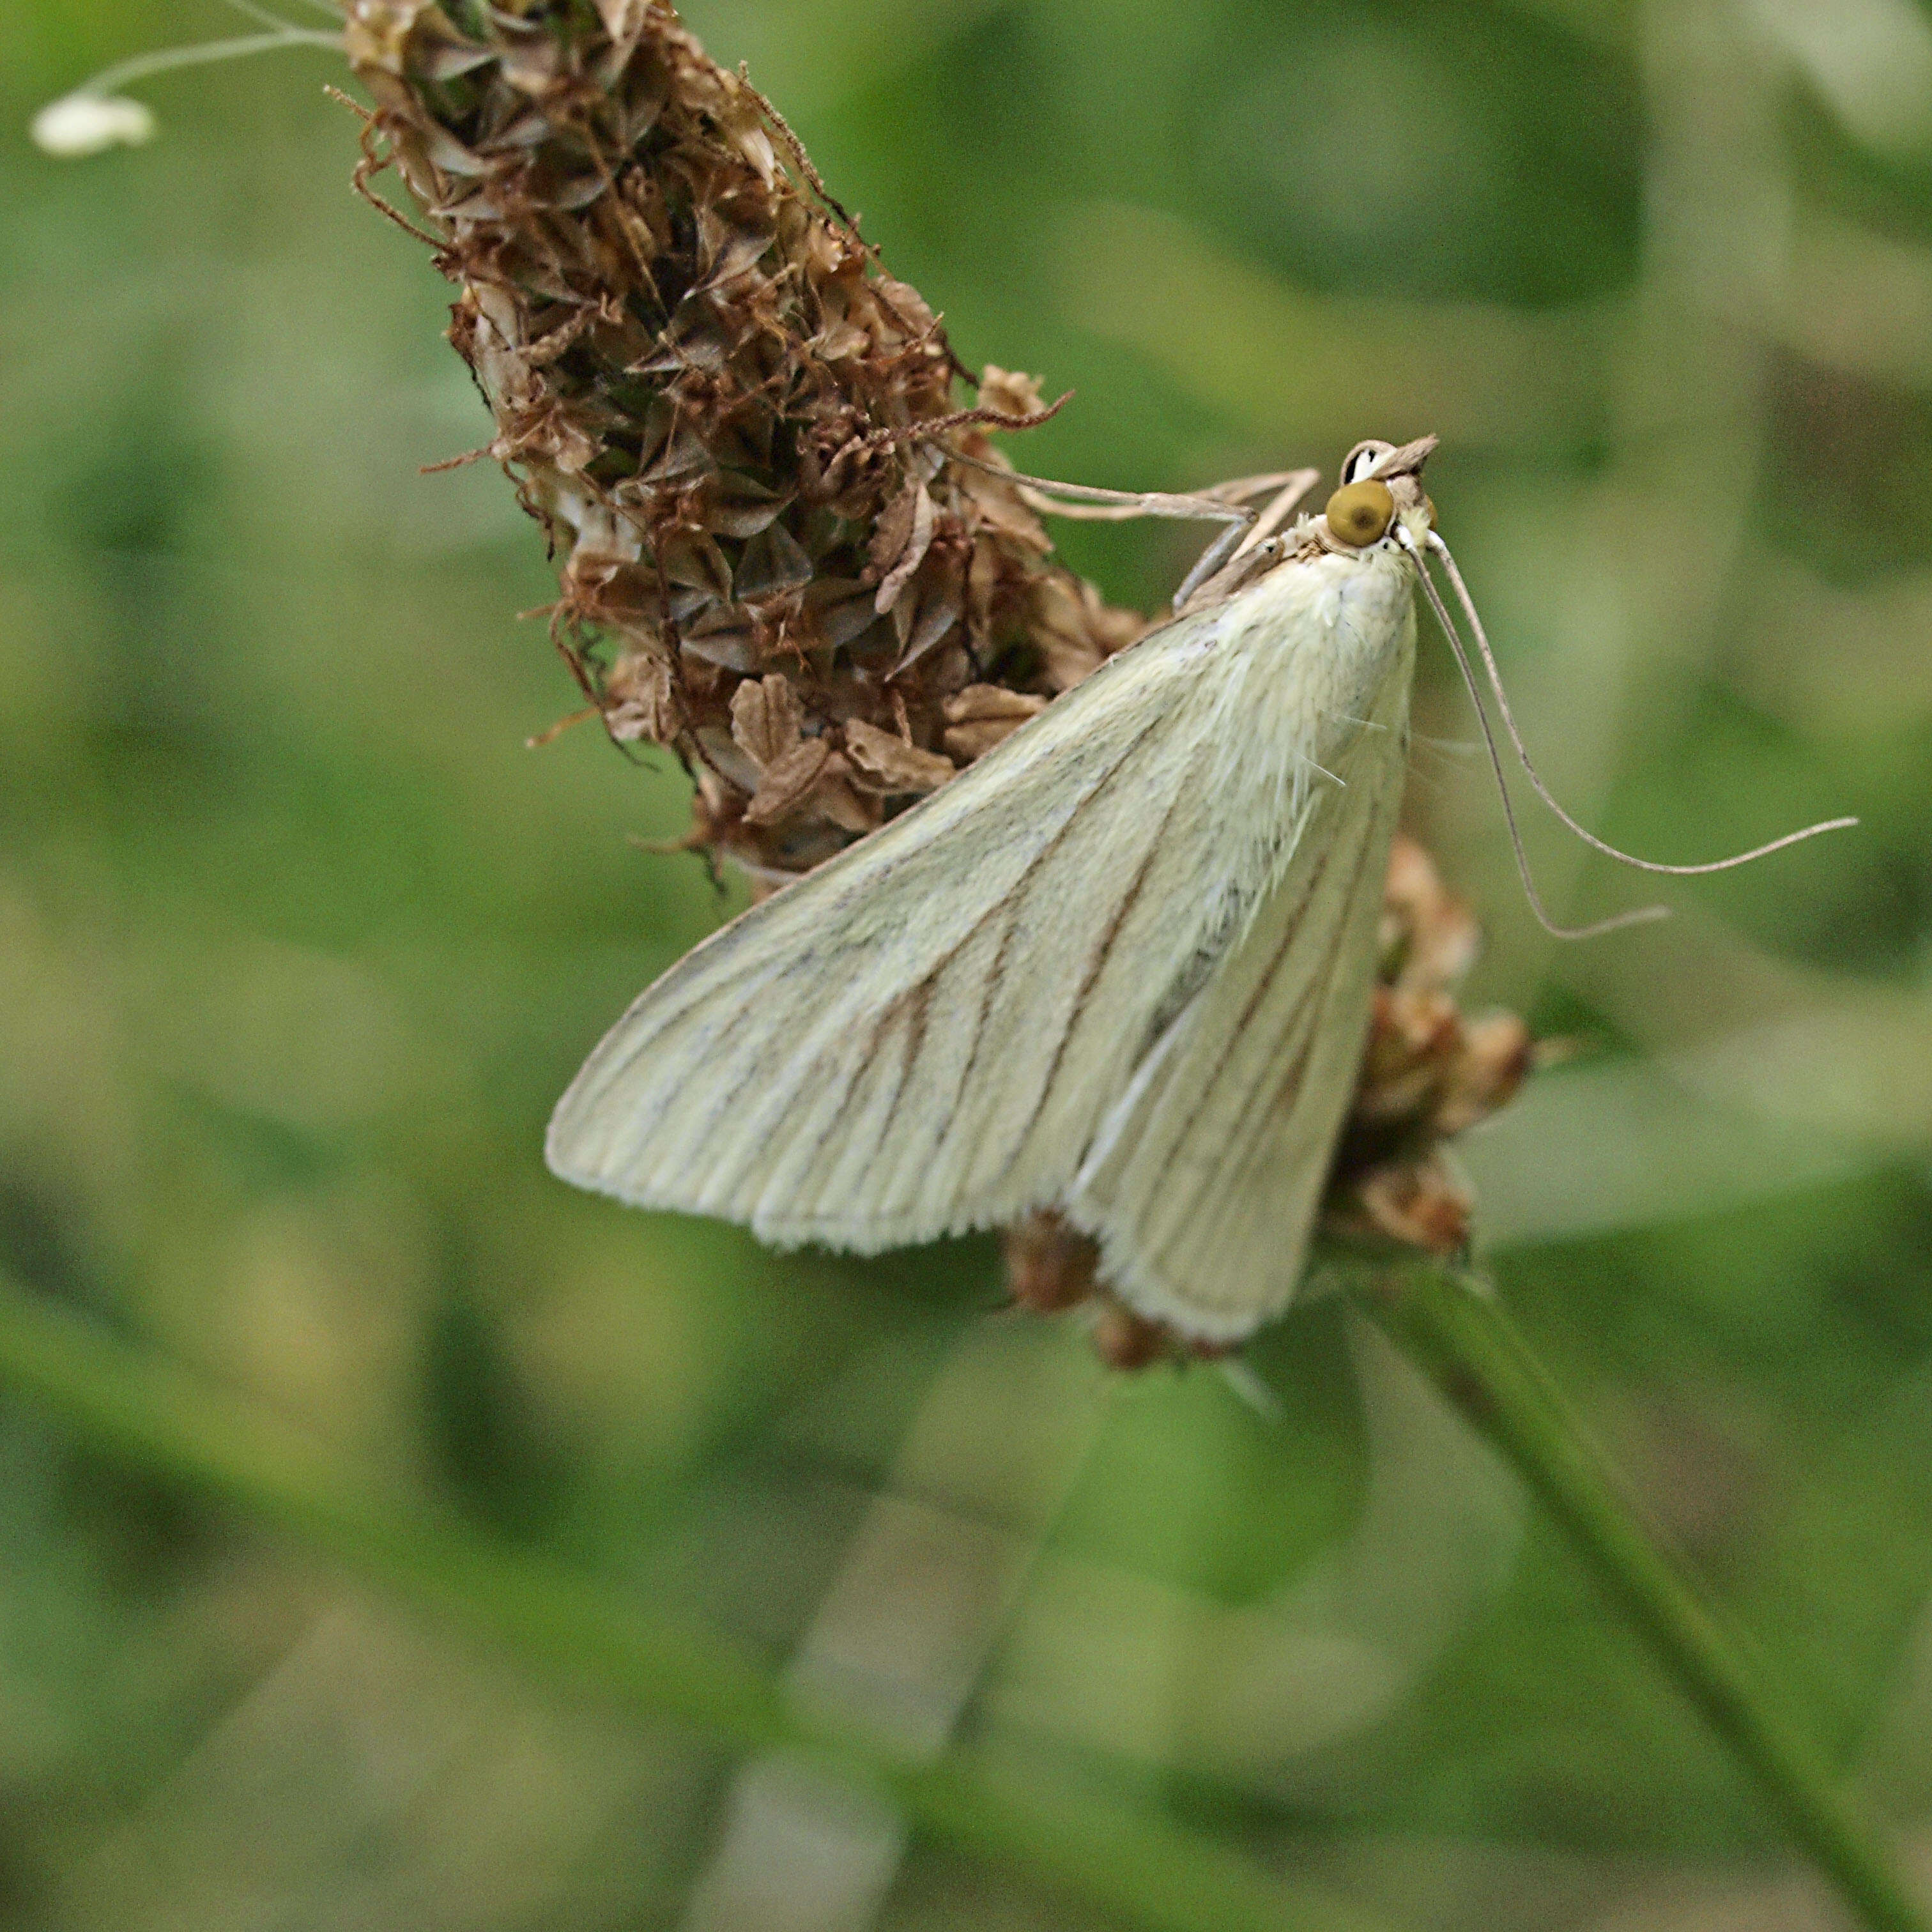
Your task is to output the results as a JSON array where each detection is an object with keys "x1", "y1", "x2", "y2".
[
  {"x1": 342, "y1": 1, "x2": 1149, "y2": 886},
  {"x1": 1091, "y1": 1298, "x2": 1175, "y2": 1372},
  {"x1": 1321, "y1": 836, "x2": 1529, "y2": 1268}
]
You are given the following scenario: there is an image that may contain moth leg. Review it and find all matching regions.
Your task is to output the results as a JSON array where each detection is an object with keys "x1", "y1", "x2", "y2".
[
  {"x1": 1174, "y1": 469, "x2": 1321, "y2": 608},
  {"x1": 1191, "y1": 468, "x2": 1321, "y2": 512},
  {"x1": 1170, "y1": 521, "x2": 1252, "y2": 610},
  {"x1": 956, "y1": 456, "x2": 1258, "y2": 608},
  {"x1": 1227, "y1": 469, "x2": 1321, "y2": 554},
  {"x1": 949, "y1": 454, "x2": 1255, "y2": 528},
  {"x1": 941, "y1": 446, "x2": 1322, "y2": 610}
]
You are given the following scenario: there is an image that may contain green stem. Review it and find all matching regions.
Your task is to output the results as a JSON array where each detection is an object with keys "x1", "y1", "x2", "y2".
[
  {"x1": 1355, "y1": 1262, "x2": 1929, "y2": 1932},
  {"x1": 0, "y1": 1273, "x2": 1395, "y2": 1932}
]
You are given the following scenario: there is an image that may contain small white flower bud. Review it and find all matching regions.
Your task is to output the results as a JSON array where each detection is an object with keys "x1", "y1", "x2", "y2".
[{"x1": 31, "y1": 93, "x2": 156, "y2": 158}]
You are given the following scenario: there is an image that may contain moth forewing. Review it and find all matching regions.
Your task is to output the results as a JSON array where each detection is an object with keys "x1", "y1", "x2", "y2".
[
  {"x1": 546, "y1": 596, "x2": 1257, "y2": 1243},
  {"x1": 548, "y1": 474, "x2": 1430, "y2": 1343},
  {"x1": 1069, "y1": 579, "x2": 1416, "y2": 1338}
]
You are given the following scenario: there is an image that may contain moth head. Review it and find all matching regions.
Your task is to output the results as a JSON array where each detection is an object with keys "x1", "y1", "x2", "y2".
[{"x1": 1324, "y1": 435, "x2": 1439, "y2": 552}]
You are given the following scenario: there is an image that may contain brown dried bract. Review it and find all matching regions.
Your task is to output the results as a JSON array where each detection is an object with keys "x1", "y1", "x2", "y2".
[
  {"x1": 942, "y1": 685, "x2": 1048, "y2": 763},
  {"x1": 1002, "y1": 1210, "x2": 1099, "y2": 1317},
  {"x1": 1321, "y1": 835, "x2": 1532, "y2": 1257},
  {"x1": 344, "y1": 0, "x2": 1140, "y2": 882}
]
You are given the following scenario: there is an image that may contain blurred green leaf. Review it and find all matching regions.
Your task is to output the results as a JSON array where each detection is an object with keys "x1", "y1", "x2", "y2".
[{"x1": 0, "y1": 1269, "x2": 1407, "y2": 1932}]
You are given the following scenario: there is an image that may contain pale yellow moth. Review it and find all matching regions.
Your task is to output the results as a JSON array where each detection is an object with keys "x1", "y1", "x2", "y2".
[{"x1": 546, "y1": 438, "x2": 1850, "y2": 1344}]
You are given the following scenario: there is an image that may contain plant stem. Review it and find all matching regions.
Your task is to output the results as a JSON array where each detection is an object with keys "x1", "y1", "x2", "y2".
[
  {"x1": 1355, "y1": 1262, "x2": 1929, "y2": 1932},
  {"x1": 63, "y1": 27, "x2": 344, "y2": 97},
  {"x1": 0, "y1": 1273, "x2": 1397, "y2": 1932}
]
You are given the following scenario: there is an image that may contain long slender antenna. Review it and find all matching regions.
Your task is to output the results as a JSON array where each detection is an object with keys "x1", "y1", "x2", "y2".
[
  {"x1": 1396, "y1": 526, "x2": 1666, "y2": 940},
  {"x1": 1425, "y1": 529, "x2": 1857, "y2": 876}
]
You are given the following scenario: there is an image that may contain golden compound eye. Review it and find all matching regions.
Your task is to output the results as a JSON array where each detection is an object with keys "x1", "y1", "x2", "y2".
[{"x1": 1324, "y1": 478, "x2": 1395, "y2": 546}]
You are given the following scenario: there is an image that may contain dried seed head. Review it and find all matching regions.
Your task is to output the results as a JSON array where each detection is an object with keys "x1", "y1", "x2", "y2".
[
  {"x1": 344, "y1": 1, "x2": 1142, "y2": 882},
  {"x1": 1322, "y1": 835, "x2": 1533, "y2": 1259},
  {"x1": 942, "y1": 685, "x2": 1048, "y2": 763},
  {"x1": 1091, "y1": 1297, "x2": 1176, "y2": 1373},
  {"x1": 1433, "y1": 1011, "x2": 1534, "y2": 1138},
  {"x1": 1348, "y1": 1151, "x2": 1475, "y2": 1255},
  {"x1": 1380, "y1": 832, "x2": 1481, "y2": 990}
]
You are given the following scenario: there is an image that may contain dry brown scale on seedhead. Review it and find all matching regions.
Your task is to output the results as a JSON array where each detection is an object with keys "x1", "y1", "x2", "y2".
[
  {"x1": 344, "y1": 0, "x2": 1143, "y2": 884},
  {"x1": 342, "y1": 0, "x2": 1533, "y2": 1361}
]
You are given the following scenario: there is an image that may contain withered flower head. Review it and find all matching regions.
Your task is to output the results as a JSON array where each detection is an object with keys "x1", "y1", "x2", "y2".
[
  {"x1": 1321, "y1": 834, "x2": 1533, "y2": 1255},
  {"x1": 344, "y1": 0, "x2": 1142, "y2": 885}
]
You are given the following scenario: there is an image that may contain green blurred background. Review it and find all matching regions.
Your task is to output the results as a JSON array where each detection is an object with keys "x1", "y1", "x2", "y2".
[{"x1": 5, "y1": 0, "x2": 1932, "y2": 1926}]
